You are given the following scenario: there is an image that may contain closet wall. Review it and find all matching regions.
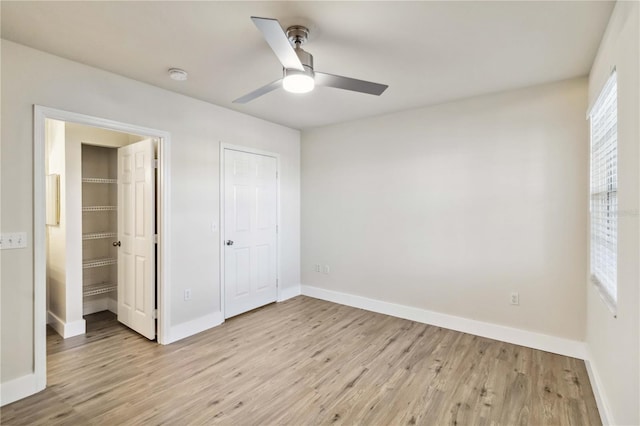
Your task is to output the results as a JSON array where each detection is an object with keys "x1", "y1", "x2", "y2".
[{"x1": 45, "y1": 119, "x2": 69, "y2": 329}]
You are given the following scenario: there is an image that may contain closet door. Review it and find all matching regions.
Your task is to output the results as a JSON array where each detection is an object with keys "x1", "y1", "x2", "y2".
[
  {"x1": 117, "y1": 139, "x2": 156, "y2": 340},
  {"x1": 223, "y1": 149, "x2": 278, "y2": 318}
]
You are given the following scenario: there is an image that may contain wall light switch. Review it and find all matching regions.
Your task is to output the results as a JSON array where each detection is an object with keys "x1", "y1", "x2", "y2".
[
  {"x1": 13, "y1": 232, "x2": 27, "y2": 248},
  {"x1": 0, "y1": 232, "x2": 27, "y2": 249}
]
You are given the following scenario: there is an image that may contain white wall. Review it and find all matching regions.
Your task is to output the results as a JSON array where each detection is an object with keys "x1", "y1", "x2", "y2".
[
  {"x1": 0, "y1": 40, "x2": 300, "y2": 386},
  {"x1": 585, "y1": 2, "x2": 640, "y2": 424},
  {"x1": 302, "y1": 78, "x2": 588, "y2": 341}
]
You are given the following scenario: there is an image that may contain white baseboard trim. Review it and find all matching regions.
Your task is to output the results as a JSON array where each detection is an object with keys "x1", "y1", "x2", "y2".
[
  {"x1": 1, "y1": 373, "x2": 44, "y2": 406},
  {"x1": 107, "y1": 297, "x2": 118, "y2": 314},
  {"x1": 301, "y1": 285, "x2": 587, "y2": 359},
  {"x1": 84, "y1": 296, "x2": 113, "y2": 315},
  {"x1": 164, "y1": 311, "x2": 224, "y2": 344},
  {"x1": 278, "y1": 284, "x2": 301, "y2": 302},
  {"x1": 47, "y1": 311, "x2": 85, "y2": 338},
  {"x1": 583, "y1": 349, "x2": 614, "y2": 425}
]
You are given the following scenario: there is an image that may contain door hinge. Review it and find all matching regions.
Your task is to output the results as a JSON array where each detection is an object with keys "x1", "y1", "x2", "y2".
[
  {"x1": 152, "y1": 309, "x2": 158, "y2": 320},
  {"x1": 154, "y1": 159, "x2": 159, "y2": 169},
  {"x1": 153, "y1": 234, "x2": 159, "y2": 244}
]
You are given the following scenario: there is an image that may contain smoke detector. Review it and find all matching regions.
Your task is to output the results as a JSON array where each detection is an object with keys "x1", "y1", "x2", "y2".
[{"x1": 168, "y1": 68, "x2": 188, "y2": 81}]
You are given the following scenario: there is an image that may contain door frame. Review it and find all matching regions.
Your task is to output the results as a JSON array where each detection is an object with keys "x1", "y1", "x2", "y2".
[
  {"x1": 33, "y1": 105, "x2": 172, "y2": 389},
  {"x1": 219, "y1": 143, "x2": 281, "y2": 319}
]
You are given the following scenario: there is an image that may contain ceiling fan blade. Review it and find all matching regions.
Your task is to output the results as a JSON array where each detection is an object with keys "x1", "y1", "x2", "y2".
[
  {"x1": 233, "y1": 79, "x2": 283, "y2": 104},
  {"x1": 251, "y1": 17, "x2": 304, "y2": 71},
  {"x1": 314, "y1": 72, "x2": 388, "y2": 96}
]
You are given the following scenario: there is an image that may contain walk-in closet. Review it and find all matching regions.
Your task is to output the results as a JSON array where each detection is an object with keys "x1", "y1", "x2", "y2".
[{"x1": 45, "y1": 120, "x2": 157, "y2": 340}]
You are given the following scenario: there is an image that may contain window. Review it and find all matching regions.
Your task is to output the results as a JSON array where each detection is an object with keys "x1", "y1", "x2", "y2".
[{"x1": 589, "y1": 71, "x2": 617, "y2": 310}]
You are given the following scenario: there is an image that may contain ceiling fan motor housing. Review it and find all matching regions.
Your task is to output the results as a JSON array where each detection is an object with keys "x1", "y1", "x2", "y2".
[{"x1": 293, "y1": 47, "x2": 313, "y2": 70}]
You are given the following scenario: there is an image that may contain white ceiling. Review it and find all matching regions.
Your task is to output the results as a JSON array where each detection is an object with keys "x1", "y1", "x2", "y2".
[{"x1": 1, "y1": 1, "x2": 613, "y2": 129}]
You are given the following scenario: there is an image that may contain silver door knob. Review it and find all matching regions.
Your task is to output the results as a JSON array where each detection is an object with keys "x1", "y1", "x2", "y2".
[{"x1": 226, "y1": 240, "x2": 234, "y2": 246}]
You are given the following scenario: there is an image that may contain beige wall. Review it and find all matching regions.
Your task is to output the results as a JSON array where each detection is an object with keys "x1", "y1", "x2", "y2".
[
  {"x1": 0, "y1": 40, "x2": 301, "y2": 383},
  {"x1": 585, "y1": 2, "x2": 640, "y2": 424},
  {"x1": 302, "y1": 78, "x2": 589, "y2": 340}
]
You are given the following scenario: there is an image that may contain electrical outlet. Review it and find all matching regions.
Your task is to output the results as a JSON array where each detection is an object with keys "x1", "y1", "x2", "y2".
[
  {"x1": 510, "y1": 292, "x2": 519, "y2": 305},
  {"x1": 323, "y1": 265, "x2": 330, "y2": 274},
  {"x1": 184, "y1": 289, "x2": 192, "y2": 301}
]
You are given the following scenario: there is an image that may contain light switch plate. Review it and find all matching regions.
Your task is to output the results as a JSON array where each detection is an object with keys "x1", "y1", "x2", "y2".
[{"x1": 0, "y1": 232, "x2": 28, "y2": 249}]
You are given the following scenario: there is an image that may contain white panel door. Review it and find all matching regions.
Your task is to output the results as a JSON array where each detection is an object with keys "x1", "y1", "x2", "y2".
[
  {"x1": 224, "y1": 149, "x2": 277, "y2": 318},
  {"x1": 117, "y1": 139, "x2": 156, "y2": 339}
]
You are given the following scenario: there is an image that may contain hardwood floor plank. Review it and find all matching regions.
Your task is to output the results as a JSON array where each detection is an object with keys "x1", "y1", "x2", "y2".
[{"x1": 1, "y1": 296, "x2": 601, "y2": 425}]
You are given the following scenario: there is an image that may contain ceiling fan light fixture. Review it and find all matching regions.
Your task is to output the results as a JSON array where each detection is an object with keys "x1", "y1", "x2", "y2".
[{"x1": 282, "y1": 68, "x2": 315, "y2": 94}]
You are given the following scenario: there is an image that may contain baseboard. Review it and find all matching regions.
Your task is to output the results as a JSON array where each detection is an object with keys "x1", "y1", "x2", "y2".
[
  {"x1": 1, "y1": 373, "x2": 44, "y2": 406},
  {"x1": 301, "y1": 285, "x2": 587, "y2": 359},
  {"x1": 583, "y1": 349, "x2": 614, "y2": 425},
  {"x1": 107, "y1": 297, "x2": 118, "y2": 314},
  {"x1": 47, "y1": 311, "x2": 85, "y2": 338},
  {"x1": 278, "y1": 284, "x2": 301, "y2": 302},
  {"x1": 83, "y1": 297, "x2": 110, "y2": 315},
  {"x1": 164, "y1": 311, "x2": 224, "y2": 344}
]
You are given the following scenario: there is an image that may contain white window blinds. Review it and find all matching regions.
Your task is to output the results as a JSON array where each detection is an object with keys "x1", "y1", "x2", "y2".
[{"x1": 589, "y1": 71, "x2": 617, "y2": 309}]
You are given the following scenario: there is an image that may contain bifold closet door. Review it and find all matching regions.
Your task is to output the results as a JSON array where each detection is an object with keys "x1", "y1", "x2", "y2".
[
  {"x1": 117, "y1": 138, "x2": 156, "y2": 340},
  {"x1": 224, "y1": 149, "x2": 278, "y2": 318}
]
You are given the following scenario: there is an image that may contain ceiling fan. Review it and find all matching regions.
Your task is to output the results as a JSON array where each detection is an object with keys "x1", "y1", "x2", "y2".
[{"x1": 233, "y1": 17, "x2": 389, "y2": 104}]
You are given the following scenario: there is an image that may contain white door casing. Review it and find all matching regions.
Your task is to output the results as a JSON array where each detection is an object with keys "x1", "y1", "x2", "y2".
[
  {"x1": 224, "y1": 149, "x2": 278, "y2": 318},
  {"x1": 117, "y1": 138, "x2": 156, "y2": 339}
]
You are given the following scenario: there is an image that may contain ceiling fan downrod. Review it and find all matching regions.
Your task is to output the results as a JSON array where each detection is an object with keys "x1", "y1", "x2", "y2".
[{"x1": 286, "y1": 25, "x2": 314, "y2": 72}]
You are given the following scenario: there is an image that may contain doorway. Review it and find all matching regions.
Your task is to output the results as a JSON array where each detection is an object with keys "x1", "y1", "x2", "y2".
[
  {"x1": 221, "y1": 145, "x2": 280, "y2": 318},
  {"x1": 34, "y1": 106, "x2": 171, "y2": 391}
]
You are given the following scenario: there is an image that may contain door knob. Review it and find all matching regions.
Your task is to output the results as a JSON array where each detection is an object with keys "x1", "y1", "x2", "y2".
[
  {"x1": 113, "y1": 241, "x2": 121, "y2": 247},
  {"x1": 226, "y1": 240, "x2": 234, "y2": 246}
]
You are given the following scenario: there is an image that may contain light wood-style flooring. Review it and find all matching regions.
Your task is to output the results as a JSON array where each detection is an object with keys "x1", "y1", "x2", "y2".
[{"x1": 1, "y1": 296, "x2": 601, "y2": 425}]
